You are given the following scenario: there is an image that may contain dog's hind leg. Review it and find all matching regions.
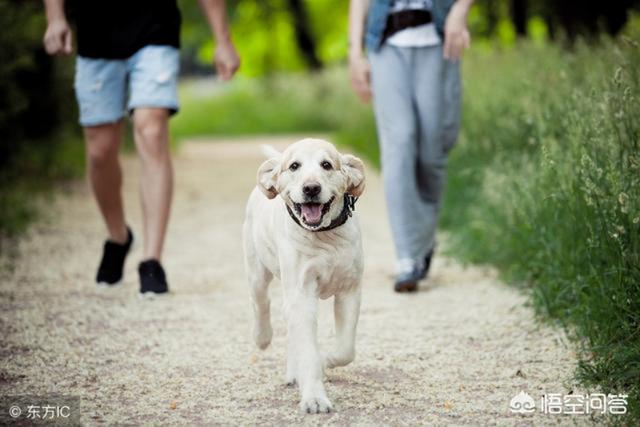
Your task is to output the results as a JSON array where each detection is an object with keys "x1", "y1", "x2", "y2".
[
  {"x1": 249, "y1": 263, "x2": 273, "y2": 350},
  {"x1": 324, "y1": 289, "x2": 361, "y2": 369},
  {"x1": 248, "y1": 261, "x2": 273, "y2": 350},
  {"x1": 243, "y1": 226, "x2": 274, "y2": 350}
]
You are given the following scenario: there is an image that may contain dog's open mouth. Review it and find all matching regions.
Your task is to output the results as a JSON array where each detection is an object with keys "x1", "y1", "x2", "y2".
[{"x1": 294, "y1": 196, "x2": 335, "y2": 227}]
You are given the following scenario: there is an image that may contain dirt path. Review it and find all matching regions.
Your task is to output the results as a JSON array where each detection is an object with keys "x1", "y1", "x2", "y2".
[{"x1": 1, "y1": 137, "x2": 586, "y2": 424}]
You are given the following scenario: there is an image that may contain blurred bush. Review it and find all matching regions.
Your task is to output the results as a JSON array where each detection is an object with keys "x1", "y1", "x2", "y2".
[{"x1": 0, "y1": 0, "x2": 83, "y2": 244}]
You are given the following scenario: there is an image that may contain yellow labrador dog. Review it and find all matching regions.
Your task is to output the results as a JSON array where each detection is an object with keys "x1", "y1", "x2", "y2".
[{"x1": 243, "y1": 138, "x2": 365, "y2": 414}]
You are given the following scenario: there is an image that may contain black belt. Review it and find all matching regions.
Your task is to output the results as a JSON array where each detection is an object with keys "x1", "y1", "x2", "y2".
[{"x1": 382, "y1": 9, "x2": 433, "y2": 44}]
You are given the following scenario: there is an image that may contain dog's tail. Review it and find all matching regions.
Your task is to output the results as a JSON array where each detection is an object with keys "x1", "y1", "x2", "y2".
[{"x1": 260, "y1": 144, "x2": 281, "y2": 159}]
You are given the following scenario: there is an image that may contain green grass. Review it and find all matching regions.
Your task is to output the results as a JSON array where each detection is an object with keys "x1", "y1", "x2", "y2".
[
  {"x1": 445, "y1": 39, "x2": 640, "y2": 420},
  {"x1": 172, "y1": 71, "x2": 363, "y2": 139},
  {"x1": 172, "y1": 38, "x2": 640, "y2": 421}
]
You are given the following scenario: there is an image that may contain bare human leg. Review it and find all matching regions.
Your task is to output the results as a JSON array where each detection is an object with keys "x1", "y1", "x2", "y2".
[
  {"x1": 84, "y1": 121, "x2": 128, "y2": 244},
  {"x1": 132, "y1": 108, "x2": 173, "y2": 261}
]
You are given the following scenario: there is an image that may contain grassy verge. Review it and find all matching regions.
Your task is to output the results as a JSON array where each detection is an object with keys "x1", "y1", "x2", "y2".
[
  {"x1": 173, "y1": 38, "x2": 639, "y2": 421},
  {"x1": 455, "y1": 39, "x2": 639, "y2": 419}
]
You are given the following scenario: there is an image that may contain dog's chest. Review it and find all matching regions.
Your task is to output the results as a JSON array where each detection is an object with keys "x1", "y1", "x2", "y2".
[{"x1": 310, "y1": 245, "x2": 362, "y2": 299}]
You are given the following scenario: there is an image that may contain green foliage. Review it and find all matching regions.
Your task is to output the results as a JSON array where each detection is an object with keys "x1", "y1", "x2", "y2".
[
  {"x1": 440, "y1": 38, "x2": 640, "y2": 421},
  {"x1": 178, "y1": 0, "x2": 349, "y2": 76},
  {"x1": 171, "y1": 68, "x2": 370, "y2": 139},
  {"x1": 0, "y1": 0, "x2": 83, "y2": 243}
]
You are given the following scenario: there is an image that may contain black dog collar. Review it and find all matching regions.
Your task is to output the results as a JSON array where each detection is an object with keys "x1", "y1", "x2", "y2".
[{"x1": 286, "y1": 194, "x2": 358, "y2": 232}]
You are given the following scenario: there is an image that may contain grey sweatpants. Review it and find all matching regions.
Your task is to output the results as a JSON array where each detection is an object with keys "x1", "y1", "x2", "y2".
[{"x1": 369, "y1": 43, "x2": 461, "y2": 264}]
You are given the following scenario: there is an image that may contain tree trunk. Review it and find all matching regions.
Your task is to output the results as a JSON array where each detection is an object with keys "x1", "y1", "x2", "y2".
[
  {"x1": 511, "y1": 0, "x2": 527, "y2": 37},
  {"x1": 286, "y1": 0, "x2": 322, "y2": 70}
]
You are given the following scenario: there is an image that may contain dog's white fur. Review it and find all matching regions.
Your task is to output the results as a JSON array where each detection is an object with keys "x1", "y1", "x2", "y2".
[{"x1": 243, "y1": 138, "x2": 365, "y2": 414}]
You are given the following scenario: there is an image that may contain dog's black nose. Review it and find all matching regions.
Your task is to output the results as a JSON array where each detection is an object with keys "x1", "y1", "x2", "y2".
[{"x1": 303, "y1": 183, "x2": 321, "y2": 198}]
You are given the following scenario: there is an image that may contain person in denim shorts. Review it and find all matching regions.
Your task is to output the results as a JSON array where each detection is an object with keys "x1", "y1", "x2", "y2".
[{"x1": 43, "y1": 0, "x2": 240, "y2": 295}]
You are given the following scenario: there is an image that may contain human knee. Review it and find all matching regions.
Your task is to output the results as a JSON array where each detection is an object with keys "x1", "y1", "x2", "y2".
[
  {"x1": 134, "y1": 111, "x2": 169, "y2": 159},
  {"x1": 85, "y1": 127, "x2": 120, "y2": 168}
]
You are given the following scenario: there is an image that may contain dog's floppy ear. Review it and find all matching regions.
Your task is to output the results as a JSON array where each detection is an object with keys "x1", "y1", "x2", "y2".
[
  {"x1": 257, "y1": 157, "x2": 281, "y2": 199},
  {"x1": 341, "y1": 154, "x2": 365, "y2": 197}
]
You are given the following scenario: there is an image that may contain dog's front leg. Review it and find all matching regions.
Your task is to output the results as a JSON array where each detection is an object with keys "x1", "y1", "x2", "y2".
[
  {"x1": 324, "y1": 288, "x2": 361, "y2": 369},
  {"x1": 284, "y1": 288, "x2": 333, "y2": 414}
]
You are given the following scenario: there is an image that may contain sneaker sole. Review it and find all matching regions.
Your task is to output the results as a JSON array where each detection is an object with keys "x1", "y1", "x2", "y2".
[
  {"x1": 96, "y1": 280, "x2": 123, "y2": 288},
  {"x1": 394, "y1": 281, "x2": 418, "y2": 293},
  {"x1": 138, "y1": 291, "x2": 170, "y2": 300}
]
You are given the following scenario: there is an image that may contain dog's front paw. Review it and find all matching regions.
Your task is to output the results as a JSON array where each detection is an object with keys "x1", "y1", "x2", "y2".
[
  {"x1": 299, "y1": 395, "x2": 333, "y2": 414},
  {"x1": 253, "y1": 321, "x2": 273, "y2": 350}
]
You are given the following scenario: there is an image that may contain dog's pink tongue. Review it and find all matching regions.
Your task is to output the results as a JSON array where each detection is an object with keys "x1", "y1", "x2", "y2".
[{"x1": 301, "y1": 204, "x2": 322, "y2": 223}]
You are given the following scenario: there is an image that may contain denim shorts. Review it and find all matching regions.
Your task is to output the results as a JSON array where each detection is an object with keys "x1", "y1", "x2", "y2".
[{"x1": 74, "y1": 45, "x2": 180, "y2": 127}]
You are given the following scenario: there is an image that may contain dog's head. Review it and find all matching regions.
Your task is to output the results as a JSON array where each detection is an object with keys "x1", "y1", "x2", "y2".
[{"x1": 257, "y1": 138, "x2": 365, "y2": 231}]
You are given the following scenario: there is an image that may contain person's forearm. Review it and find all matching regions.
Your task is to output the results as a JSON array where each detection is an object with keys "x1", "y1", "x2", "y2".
[
  {"x1": 349, "y1": 0, "x2": 370, "y2": 58},
  {"x1": 198, "y1": 0, "x2": 232, "y2": 41},
  {"x1": 44, "y1": 0, "x2": 66, "y2": 22}
]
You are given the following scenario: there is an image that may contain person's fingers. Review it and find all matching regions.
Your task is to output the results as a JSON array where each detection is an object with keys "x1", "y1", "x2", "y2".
[
  {"x1": 356, "y1": 77, "x2": 371, "y2": 103},
  {"x1": 452, "y1": 34, "x2": 466, "y2": 60},
  {"x1": 348, "y1": 61, "x2": 371, "y2": 103},
  {"x1": 45, "y1": 34, "x2": 59, "y2": 55},
  {"x1": 355, "y1": 84, "x2": 366, "y2": 102},
  {"x1": 230, "y1": 60, "x2": 240, "y2": 75},
  {"x1": 218, "y1": 63, "x2": 229, "y2": 80},
  {"x1": 443, "y1": 35, "x2": 451, "y2": 60},
  {"x1": 63, "y1": 29, "x2": 72, "y2": 54},
  {"x1": 221, "y1": 61, "x2": 233, "y2": 80},
  {"x1": 52, "y1": 37, "x2": 62, "y2": 55},
  {"x1": 215, "y1": 60, "x2": 224, "y2": 79},
  {"x1": 351, "y1": 77, "x2": 363, "y2": 101},
  {"x1": 452, "y1": 37, "x2": 462, "y2": 60},
  {"x1": 43, "y1": 38, "x2": 52, "y2": 54}
]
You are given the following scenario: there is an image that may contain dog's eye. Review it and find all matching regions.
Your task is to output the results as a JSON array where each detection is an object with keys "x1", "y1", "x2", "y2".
[
  {"x1": 321, "y1": 161, "x2": 333, "y2": 170},
  {"x1": 289, "y1": 162, "x2": 300, "y2": 171}
]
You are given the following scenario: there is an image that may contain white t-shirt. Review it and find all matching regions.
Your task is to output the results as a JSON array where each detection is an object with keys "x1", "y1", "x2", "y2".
[{"x1": 386, "y1": 0, "x2": 441, "y2": 47}]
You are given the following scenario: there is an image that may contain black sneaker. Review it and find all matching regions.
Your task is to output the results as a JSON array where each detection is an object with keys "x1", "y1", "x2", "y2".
[
  {"x1": 138, "y1": 260, "x2": 169, "y2": 296},
  {"x1": 96, "y1": 227, "x2": 133, "y2": 285}
]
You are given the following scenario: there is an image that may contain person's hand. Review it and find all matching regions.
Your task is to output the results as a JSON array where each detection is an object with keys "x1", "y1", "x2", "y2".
[
  {"x1": 349, "y1": 53, "x2": 371, "y2": 103},
  {"x1": 43, "y1": 19, "x2": 73, "y2": 56},
  {"x1": 214, "y1": 39, "x2": 240, "y2": 80},
  {"x1": 443, "y1": 1, "x2": 471, "y2": 61}
]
